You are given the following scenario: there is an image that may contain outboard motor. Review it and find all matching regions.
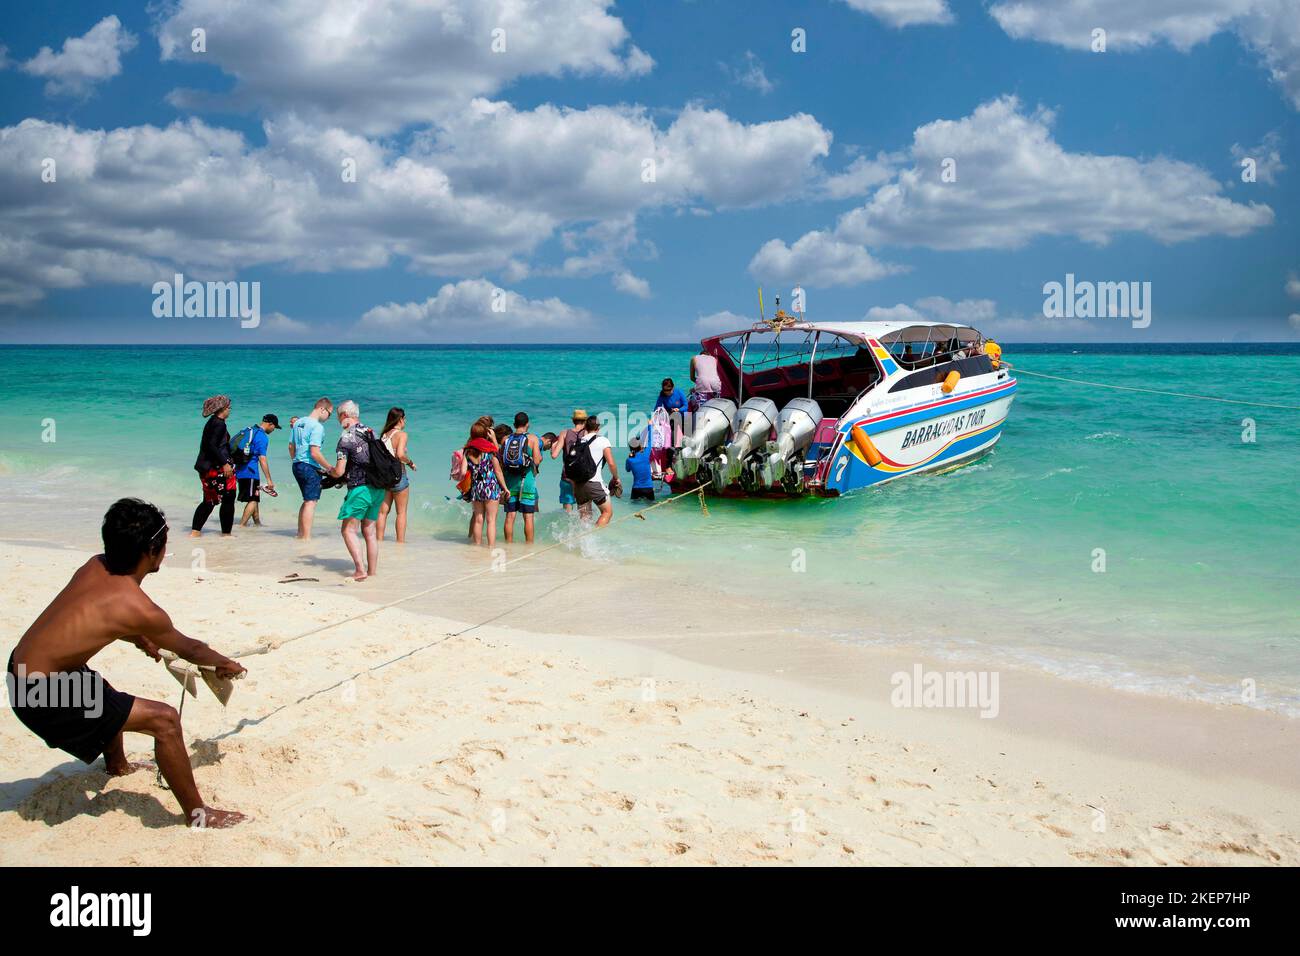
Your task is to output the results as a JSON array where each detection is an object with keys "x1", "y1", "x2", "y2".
[
  {"x1": 674, "y1": 397, "x2": 736, "y2": 479},
  {"x1": 713, "y1": 397, "x2": 778, "y2": 487},
  {"x1": 761, "y1": 398, "x2": 824, "y2": 488}
]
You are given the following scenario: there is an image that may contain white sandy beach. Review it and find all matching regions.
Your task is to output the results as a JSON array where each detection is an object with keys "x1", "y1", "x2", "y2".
[{"x1": 1, "y1": 539, "x2": 1297, "y2": 866}]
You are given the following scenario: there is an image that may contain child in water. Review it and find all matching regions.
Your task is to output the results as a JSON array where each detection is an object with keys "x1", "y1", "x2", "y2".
[{"x1": 625, "y1": 432, "x2": 655, "y2": 502}]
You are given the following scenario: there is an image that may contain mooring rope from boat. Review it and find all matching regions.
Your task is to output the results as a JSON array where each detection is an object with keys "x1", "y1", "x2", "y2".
[
  {"x1": 1007, "y1": 364, "x2": 1300, "y2": 411},
  {"x1": 226, "y1": 478, "x2": 715, "y2": 661}
]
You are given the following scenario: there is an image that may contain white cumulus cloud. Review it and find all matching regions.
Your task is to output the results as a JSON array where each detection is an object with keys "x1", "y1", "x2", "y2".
[
  {"x1": 19, "y1": 15, "x2": 136, "y2": 96},
  {"x1": 748, "y1": 231, "x2": 903, "y2": 288},
  {"x1": 752, "y1": 95, "x2": 1275, "y2": 284},
  {"x1": 836, "y1": 96, "x2": 1273, "y2": 249},
  {"x1": 359, "y1": 279, "x2": 592, "y2": 339},
  {"x1": 1231, "y1": 131, "x2": 1286, "y2": 184},
  {"x1": 156, "y1": 0, "x2": 653, "y2": 134},
  {"x1": 988, "y1": 0, "x2": 1300, "y2": 110},
  {"x1": 838, "y1": 0, "x2": 954, "y2": 28},
  {"x1": 612, "y1": 271, "x2": 651, "y2": 298}
]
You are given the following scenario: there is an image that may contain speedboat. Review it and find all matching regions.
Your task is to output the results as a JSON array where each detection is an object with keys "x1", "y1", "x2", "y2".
[{"x1": 669, "y1": 311, "x2": 1016, "y2": 496}]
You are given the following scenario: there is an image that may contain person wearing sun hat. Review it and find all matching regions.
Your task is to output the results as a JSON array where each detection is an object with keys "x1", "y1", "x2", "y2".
[
  {"x1": 191, "y1": 394, "x2": 237, "y2": 537},
  {"x1": 550, "y1": 407, "x2": 589, "y2": 516}
]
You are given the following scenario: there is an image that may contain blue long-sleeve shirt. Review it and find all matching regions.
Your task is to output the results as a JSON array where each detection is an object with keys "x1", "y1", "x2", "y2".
[
  {"x1": 654, "y1": 388, "x2": 687, "y2": 414},
  {"x1": 625, "y1": 447, "x2": 654, "y2": 489}
]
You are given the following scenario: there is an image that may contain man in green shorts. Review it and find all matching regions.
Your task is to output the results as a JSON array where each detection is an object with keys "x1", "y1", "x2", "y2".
[
  {"x1": 328, "y1": 400, "x2": 382, "y2": 580},
  {"x1": 501, "y1": 411, "x2": 542, "y2": 544}
]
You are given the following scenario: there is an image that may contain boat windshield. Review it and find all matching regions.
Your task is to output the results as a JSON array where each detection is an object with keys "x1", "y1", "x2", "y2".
[
  {"x1": 708, "y1": 328, "x2": 880, "y2": 417},
  {"x1": 716, "y1": 329, "x2": 860, "y2": 372}
]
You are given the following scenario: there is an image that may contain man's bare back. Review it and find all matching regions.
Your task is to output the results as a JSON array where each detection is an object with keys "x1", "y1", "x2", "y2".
[
  {"x1": 9, "y1": 499, "x2": 248, "y2": 828},
  {"x1": 14, "y1": 557, "x2": 171, "y2": 675}
]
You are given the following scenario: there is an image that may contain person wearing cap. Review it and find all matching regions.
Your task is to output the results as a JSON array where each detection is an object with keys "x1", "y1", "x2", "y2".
[
  {"x1": 625, "y1": 430, "x2": 655, "y2": 502},
  {"x1": 550, "y1": 408, "x2": 590, "y2": 517},
  {"x1": 236, "y1": 414, "x2": 281, "y2": 528}
]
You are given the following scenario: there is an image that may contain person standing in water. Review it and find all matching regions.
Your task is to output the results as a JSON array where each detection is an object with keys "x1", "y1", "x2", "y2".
[
  {"x1": 191, "y1": 394, "x2": 236, "y2": 537},
  {"x1": 9, "y1": 498, "x2": 246, "y2": 828},
  {"x1": 501, "y1": 411, "x2": 542, "y2": 544},
  {"x1": 287, "y1": 398, "x2": 334, "y2": 540},
  {"x1": 625, "y1": 431, "x2": 655, "y2": 502},
  {"x1": 568, "y1": 414, "x2": 620, "y2": 528},
  {"x1": 551, "y1": 409, "x2": 589, "y2": 516},
  {"x1": 235, "y1": 414, "x2": 281, "y2": 527},
  {"x1": 465, "y1": 436, "x2": 510, "y2": 547},
  {"x1": 378, "y1": 407, "x2": 416, "y2": 543}
]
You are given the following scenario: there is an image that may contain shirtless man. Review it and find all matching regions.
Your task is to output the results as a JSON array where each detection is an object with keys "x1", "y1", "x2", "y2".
[{"x1": 8, "y1": 498, "x2": 247, "y2": 828}]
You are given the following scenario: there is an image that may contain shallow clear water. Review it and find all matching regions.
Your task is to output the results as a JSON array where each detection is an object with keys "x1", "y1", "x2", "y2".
[{"x1": 1, "y1": 343, "x2": 1297, "y2": 713}]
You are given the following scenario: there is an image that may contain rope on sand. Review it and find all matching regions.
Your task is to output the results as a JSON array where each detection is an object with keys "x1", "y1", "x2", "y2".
[
  {"x1": 227, "y1": 478, "x2": 715, "y2": 661},
  {"x1": 1007, "y1": 364, "x2": 1300, "y2": 411}
]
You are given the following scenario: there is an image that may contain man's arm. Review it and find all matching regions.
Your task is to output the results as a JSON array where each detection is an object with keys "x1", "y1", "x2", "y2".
[
  {"x1": 135, "y1": 603, "x2": 245, "y2": 677},
  {"x1": 530, "y1": 434, "x2": 542, "y2": 473},
  {"x1": 312, "y1": 443, "x2": 333, "y2": 471},
  {"x1": 258, "y1": 454, "x2": 273, "y2": 488}
]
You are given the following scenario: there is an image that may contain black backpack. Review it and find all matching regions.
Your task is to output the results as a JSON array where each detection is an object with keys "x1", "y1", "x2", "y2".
[
  {"x1": 230, "y1": 425, "x2": 257, "y2": 468},
  {"x1": 361, "y1": 429, "x2": 403, "y2": 490},
  {"x1": 564, "y1": 434, "x2": 599, "y2": 486}
]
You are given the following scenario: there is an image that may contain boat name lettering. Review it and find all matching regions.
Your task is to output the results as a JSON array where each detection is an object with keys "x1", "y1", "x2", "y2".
[{"x1": 899, "y1": 408, "x2": 986, "y2": 449}]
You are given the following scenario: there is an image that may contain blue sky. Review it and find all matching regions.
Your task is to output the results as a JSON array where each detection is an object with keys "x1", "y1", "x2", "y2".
[{"x1": 0, "y1": 0, "x2": 1297, "y2": 343}]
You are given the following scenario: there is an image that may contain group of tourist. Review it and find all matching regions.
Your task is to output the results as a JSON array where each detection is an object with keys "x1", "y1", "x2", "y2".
[
  {"x1": 191, "y1": 394, "x2": 414, "y2": 582},
  {"x1": 188, "y1": 349, "x2": 726, "y2": 577}
]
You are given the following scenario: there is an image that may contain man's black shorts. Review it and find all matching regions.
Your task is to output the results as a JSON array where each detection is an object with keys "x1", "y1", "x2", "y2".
[{"x1": 7, "y1": 653, "x2": 135, "y2": 764}]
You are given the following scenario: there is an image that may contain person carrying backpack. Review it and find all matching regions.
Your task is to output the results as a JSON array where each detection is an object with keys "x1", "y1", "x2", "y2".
[
  {"x1": 550, "y1": 408, "x2": 589, "y2": 517},
  {"x1": 564, "y1": 413, "x2": 620, "y2": 527},
  {"x1": 501, "y1": 411, "x2": 542, "y2": 544},
  {"x1": 326, "y1": 400, "x2": 393, "y2": 581},
  {"x1": 234, "y1": 414, "x2": 281, "y2": 528}
]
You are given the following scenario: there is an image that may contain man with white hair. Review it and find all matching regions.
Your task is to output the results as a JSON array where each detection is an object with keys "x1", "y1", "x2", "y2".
[{"x1": 327, "y1": 400, "x2": 381, "y2": 581}]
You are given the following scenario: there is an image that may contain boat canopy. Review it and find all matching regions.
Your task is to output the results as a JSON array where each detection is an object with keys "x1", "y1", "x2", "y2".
[{"x1": 700, "y1": 319, "x2": 985, "y2": 349}]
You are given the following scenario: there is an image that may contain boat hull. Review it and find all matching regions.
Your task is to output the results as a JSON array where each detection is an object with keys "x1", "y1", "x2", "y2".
[{"x1": 820, "y1": 379, "x2": 1016, "y2": 495}]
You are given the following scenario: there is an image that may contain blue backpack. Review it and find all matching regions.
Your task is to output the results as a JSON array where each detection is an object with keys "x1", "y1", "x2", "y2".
[
  {"x1": 501, "y1": 432, "x2": 534, "y2": 476},
  {"x1": 231, "y1": 425, "x2": 258, "y2": 468}
]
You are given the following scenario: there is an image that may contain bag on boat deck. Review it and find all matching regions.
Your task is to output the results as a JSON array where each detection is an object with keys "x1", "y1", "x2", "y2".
[
  {"x1": 230, "y1": 425, "x2": 257, "y2": 468},
  {"x1": 564, "y1": 434, "x2": 599, "y2": 486},
  {"x1": 500, "y1": 433, "x2": 533, "y2": 476},
  {"x1": 361, "y1": 428, "x2": 403, "y2": 490}
]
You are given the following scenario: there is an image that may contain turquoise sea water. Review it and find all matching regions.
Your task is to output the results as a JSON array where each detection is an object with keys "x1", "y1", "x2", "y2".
[{"x1": 1, "y1": 344, "x2": 1297, "y2": 713}]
